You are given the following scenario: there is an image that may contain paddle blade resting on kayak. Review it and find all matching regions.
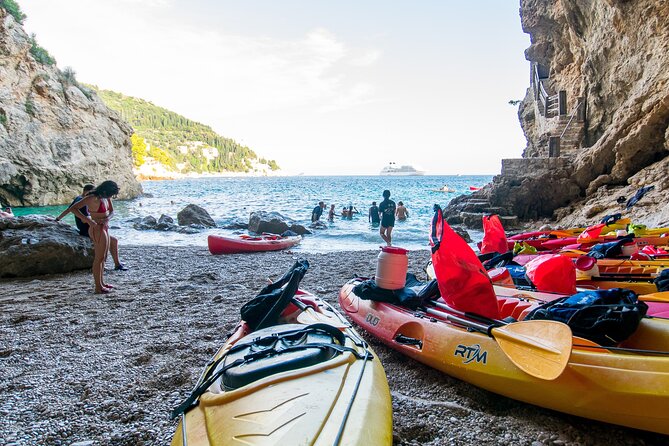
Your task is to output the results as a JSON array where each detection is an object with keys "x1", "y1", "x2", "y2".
[{"x1": 430, "y1": 205, "x2": 500, "y2": 319}]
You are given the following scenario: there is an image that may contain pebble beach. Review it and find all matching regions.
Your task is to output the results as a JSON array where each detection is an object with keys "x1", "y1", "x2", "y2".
[{"x1": 1, "y1": 246, "x2": 667, "y2": 446}]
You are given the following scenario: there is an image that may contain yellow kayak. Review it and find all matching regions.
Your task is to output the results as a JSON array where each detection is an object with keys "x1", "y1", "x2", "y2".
[
  {"x1": 171, "y1": 272, "x2": 392, "y2": 446},
  {"x1": 339, "y1": 280, "x2": 669, "y2": 435}
]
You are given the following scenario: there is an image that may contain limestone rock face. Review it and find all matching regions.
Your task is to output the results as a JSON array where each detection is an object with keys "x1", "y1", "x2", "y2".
[
  {"x1": 0, "y1": 215, "x2": 93, "y2": 278},
  {"x1": 0, "y1": 9, "x2": 142, "y2": 207},
  {"x1": 452, "y1": 0, "x2": 669, "y2": 227}
]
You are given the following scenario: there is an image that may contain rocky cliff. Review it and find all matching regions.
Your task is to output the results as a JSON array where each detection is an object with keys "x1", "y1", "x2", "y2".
[
  {"x1": 0, "y1": 8, "x2": 141, "y2": 207},
  {"x1": 450, "y1": 0, "x2": 669, "y2": 228}
]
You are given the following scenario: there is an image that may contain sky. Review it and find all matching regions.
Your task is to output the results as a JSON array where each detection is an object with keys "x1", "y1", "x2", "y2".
[{"x1": 21, "y1": 0, "x2": 531, "y2": 175}]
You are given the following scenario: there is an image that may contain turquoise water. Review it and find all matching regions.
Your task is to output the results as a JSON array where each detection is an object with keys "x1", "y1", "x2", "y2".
[{"x1": 14, "y1": 175, "x2": 491, "y2": 253}]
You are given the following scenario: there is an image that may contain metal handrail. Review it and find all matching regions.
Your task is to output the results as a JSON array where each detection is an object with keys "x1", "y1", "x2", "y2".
[
  {"x1": 532, "y1": 64, "x2": 559, "y2": 117},
  {"x1": 559, "y1": 99, "x2": 583, "y2": 140}
]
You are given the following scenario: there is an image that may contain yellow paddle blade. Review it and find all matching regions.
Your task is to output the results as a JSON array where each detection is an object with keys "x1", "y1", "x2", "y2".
[
  {"x1": 640, "y1": 291, "x2": 669, "y2": 303},
  {"x1": 492, "y1": 320, "x2": 572, "y2": 381}
]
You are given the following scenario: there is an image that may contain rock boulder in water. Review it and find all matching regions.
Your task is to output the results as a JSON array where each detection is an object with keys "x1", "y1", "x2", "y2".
[
  {"x1": 0, "y1": 216, "x2": 93, "y2": 278},
  {"x1": 177, "y1": 205, "x2": 215, "y2": 227},
  {"x1": 248, "y1": 211, "x2": 311, "y2": 235},
  {"x1": 309, "y1": 221, "x2": 328, "y2": 230}
]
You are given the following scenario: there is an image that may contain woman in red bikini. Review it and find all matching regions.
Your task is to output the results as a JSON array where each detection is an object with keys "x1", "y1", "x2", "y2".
[{"x1": 68, "y1": 180, "x2": 120, "y2": 294}]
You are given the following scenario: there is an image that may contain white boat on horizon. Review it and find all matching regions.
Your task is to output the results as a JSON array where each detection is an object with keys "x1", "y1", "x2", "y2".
[{"x1": 379, "y1": 162, "x2": 425, "y2": 176}]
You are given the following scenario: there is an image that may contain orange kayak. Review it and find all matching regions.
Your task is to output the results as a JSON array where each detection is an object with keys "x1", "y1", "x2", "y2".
[{"x1": 339, "y1": 279, "x2": 669, "y2": 434}]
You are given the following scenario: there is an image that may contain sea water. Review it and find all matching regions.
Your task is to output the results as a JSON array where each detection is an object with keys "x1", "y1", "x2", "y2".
[{"x1": 13, "y1": 175, "x2": 491, "y2": 253}]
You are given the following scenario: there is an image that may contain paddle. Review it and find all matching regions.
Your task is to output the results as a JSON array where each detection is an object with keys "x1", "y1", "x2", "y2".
[
  {"x1": 495, "y1": 283, "x2": 667, "y2": 304},
  {"x1": 423, "y1": 305, "x2": 572, "y2": 380}
]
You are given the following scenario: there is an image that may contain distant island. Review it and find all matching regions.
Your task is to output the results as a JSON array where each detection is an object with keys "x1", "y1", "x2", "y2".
[{"x1": 91, "y1": 87, "x2": 280, "y2": 180}]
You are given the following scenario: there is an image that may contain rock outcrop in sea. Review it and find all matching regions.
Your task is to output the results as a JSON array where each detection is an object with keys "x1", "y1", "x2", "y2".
[
  {"x1": 447, "y1": 0, "x2": 669, "y2": 228},
  {"x1": 0, "y1": 8, "x2": 142, "y2": 207}
]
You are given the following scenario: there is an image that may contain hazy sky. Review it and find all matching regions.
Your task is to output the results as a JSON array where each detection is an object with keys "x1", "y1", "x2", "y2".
[{"x1": 22, "y1": 0, "x2": 530, "y2": 175}]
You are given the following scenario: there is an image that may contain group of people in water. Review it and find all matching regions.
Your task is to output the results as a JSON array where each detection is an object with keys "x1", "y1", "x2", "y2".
[{"x1": 311, "y1": 189, "x2": 408, "y2": 246}]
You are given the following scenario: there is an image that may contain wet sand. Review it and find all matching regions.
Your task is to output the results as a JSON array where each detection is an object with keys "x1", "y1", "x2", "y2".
[{"x1": 0, "y1": 246, "x2": 666, "y2": 445}]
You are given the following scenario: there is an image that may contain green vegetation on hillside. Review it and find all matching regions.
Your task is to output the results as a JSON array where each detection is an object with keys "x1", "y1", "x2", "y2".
[
  {"x1": 0, "y1": 0, "x2": 26, "y2": 24},
  {"x1": 92, "y1": 87, "x2": 279, "y2": 174},
  {"x1": 1, "y1": 1, "x2": 55, "y2": 66},
  {"x1": 28, "y1": 33, "x2": 56, "y2": 66}
]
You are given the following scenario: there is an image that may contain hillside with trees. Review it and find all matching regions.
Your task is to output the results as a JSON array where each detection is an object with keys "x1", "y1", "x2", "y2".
[{"x1": 92, "y1": 87, "x2": 279, "y2": 175}]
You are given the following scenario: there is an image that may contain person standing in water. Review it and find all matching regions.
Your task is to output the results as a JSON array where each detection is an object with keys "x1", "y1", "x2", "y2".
[
  {"x1": 56, "y1": 184, "x2": 127, "y2": 271},
  {"x1": 368, "y1": 201, "x2": 380, "y2": 225},
  {"x1": 378, "y1": 190, "x2": 396, "y2": 246},
  {"x1": 66, "y1": 180, "x2": 120, "y2": 294},
  {"x1": 327, "y1": 204, "x2": 336, "y2": 221},
  {"x1": 311, "y1": 201, "x2": 325, "y2": 222},
  {"x1": 395, "y1": 201, "x2": 409, "y2": 221}
]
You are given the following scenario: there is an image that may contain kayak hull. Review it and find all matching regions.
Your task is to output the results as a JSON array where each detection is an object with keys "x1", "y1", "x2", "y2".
[
  {"x1": 208, "y1": 234, "x2": 302, "y2": 254},
  {"x1": 339, "y1": 280, "x2": 669, "y2": 435},
  {"x1": 172, "y1": 291, "x2": 392, "y2": 446}
]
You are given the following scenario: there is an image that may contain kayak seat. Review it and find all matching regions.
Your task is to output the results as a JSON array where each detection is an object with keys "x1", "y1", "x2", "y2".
[
  {"x1": 511, "y1": 302, "x2": 534, "y2": 320},
  {"x1": 220, "y1": 324, "x2": 341, "y2": 391},
  {"x1": 497, "y1": 298, "x2": 520, "y2": 319}
]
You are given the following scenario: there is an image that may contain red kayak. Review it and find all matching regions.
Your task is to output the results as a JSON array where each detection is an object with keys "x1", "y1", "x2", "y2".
[
  {"x1": 469, "y1": 186, "x2": 480, "y2": 191},
  {"x1": 208, "y1": 234, "x2": 302, "y2": 254},
  {"x1": 542, "y1": 235, "x2": 669, "y2": 251}
]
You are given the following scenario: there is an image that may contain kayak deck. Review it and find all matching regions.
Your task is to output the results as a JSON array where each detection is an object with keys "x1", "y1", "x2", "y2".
[
  {"x1": 172, "y1": 291, "x2": 392, "y2": 446},
  {"x1": 338, "y1": 280, "x2": 669, "y2": 435}
]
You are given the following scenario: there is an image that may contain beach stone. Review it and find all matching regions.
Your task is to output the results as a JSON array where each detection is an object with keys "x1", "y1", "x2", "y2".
[
  {"x1": 133, "y1": 215, "x2": 158, "y2": 230},
  {"x1": 0, "y1": 215, "x2": 93, "y2": 278},
  {"x1": 248, "y1": 211, "x2": 311, "y2": 235},
  {"x1": 158, "y1": 214, "x2": 174, "y2": 225},
  {"x1": 177, "y1": 204, "x2": 216, "y2": 227}
]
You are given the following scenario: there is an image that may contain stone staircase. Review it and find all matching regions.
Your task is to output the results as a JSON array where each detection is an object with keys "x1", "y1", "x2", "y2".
[
  {"x1": 552, "y1": 114, "x2": 584, "y2": 156},
  {"x1": 444, "y1": 198, "x2": 520, "y2": 230}
]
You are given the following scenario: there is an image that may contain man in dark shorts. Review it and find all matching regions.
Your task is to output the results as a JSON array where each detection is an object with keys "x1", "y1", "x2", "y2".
[
  {"x1": 378, "y1": 190, "x2": 396, "y2": 246},
  {"x1": 311, "y1": 201, "x2": 325, "y2": 222},
  {"x1": 369, "y1": 201, "x2": 380, "y2": 225},
  {"x1": 55, "y1": 184, "x2": 127, "y2": 270}
]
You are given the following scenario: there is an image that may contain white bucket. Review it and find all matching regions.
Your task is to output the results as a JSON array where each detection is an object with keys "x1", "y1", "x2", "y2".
[
  {"x1": 375, "y1": 246, "x2": 409, "y2": 290},
  {"x1": 575, "y1": 256, "x2": 600, "y2": 279}
]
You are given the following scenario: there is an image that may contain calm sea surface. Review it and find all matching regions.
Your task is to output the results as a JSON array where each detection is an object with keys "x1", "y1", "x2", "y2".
[{"x1": 14, "y1": 175, "x2": 492, "y2": 253}]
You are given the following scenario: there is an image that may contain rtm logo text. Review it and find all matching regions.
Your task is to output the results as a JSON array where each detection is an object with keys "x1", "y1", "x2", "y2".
[
  {"x1": 365, "y1": 313, "x2": 380, "y2": 326},
  {"x1": 454, "y1": 344, "x2": 488, "y2": 364}
]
